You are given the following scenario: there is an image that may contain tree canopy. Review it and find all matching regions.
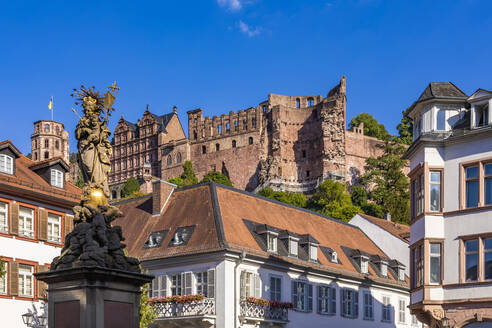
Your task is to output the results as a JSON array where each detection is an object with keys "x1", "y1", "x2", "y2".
[
  {"x1": 200, "y1": 171, "x2": 233, "y2": 187},
  {"x1": 349, "y1": 113, "x2": 390, "y2": 141},
  {"x1": 350, "y1": 185, "x2": 384, "y2": 218},
  {"x1": 139, "y1": 282, "x2": 157, "y2": 328},
  {"x1": 395, "y1": 109, "x2": 413, "y2": 145},
  {"x1": 258, "y1": 188, "x2": 307, "y2": 208},
  {"x1": 362, "y1": 140, "x2": 410, "y2": 223},
  {"x1": 307, "y1": 180, "x2": 360, "y2": 222},
  {"x1": 181, "y1": 160, "x2": 198, "y2": 187},
  {"x1": 121, "y1": 177, "x2": 140, "y2": 198}
]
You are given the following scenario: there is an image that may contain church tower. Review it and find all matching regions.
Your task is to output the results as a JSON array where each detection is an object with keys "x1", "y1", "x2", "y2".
[{"x1": 31, "y1": 120, "x2": 70, "y2": 163}]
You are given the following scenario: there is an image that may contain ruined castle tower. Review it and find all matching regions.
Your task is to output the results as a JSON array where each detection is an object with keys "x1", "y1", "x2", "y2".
[{"x1": 31, "y1": 120, "x2": 70, "y2": 163}]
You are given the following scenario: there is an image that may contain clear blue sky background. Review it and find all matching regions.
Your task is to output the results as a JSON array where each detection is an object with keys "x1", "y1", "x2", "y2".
[{"x1": 1, "y1": 0, "x2": 491, "y2": 155}]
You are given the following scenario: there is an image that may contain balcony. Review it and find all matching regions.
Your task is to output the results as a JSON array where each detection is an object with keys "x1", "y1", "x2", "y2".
[
  {"x1": 239, "y1": 300, "x2": 289, "y2": 327},
  {"x1": 151, "y1": 298, "x2": 215, "y2": 328}
]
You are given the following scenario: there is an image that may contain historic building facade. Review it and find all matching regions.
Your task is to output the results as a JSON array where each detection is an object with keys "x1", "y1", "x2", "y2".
[
  {"x1": 404, "y1": 83, "x2": 492, "y2": 327},
  {"x1": 30, "y1": 120, "x2": 69, "y2": 163},
  {"x1": 0, "y1": 140, "x2": 81, "y2": 328},
  {"x1": 114, "y1": 181, "x2": 417, "y2": 328},
  {"x1": 109, "y1": 77, "x2": 385, "y2": 199}
]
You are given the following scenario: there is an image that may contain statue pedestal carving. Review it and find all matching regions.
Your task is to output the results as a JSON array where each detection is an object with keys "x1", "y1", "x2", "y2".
[{"x1": 35, "y1": 267, "x2": 152, "y2": 328}]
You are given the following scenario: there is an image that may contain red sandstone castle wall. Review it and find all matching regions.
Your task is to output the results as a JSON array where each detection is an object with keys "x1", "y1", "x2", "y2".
[{"x1": 345, "y1": 130, "x2": 385, "y2": 185}]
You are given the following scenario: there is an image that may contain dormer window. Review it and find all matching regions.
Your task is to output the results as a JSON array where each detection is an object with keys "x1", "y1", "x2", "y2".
[
  {"x1": 331, "y1": 251, "x2": 338, "y2": 263},
  {"x1": 360, "y1": 257, "x2": 369, "y2": 274},
  {"x1": 51, "y1": 169, "x2": 64, "y2": 188},
  {"x1": 267, "y1": 232, "x2": 278, "y2": 253},
  {"x1": 289, "y1": 237, "x2": 299, "y2": 257},
  {"x1": 0, "y1": 154, "x2": 13, "y2": 174},
  {"x1": 309, "y1": 245, "x2": 318, "y2": 261},
  {"x1": 380, "y1": 261, "x2": 388, "y2": 277},
  {"x1": 398, "y1": 268, "x2": 405, "y2": 281}
]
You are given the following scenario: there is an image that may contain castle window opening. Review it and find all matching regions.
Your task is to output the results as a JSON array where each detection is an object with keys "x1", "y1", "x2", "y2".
[
  {"x1": 302, "y1": 150, "x2": 306, "y2": 158},
  {"x1": 112, "y1": 190, "x2": 117, "y2": 199},
  {"x1": 216, "y1": 143, "x2": 220, "y2": 151},
  {"x1": 232, "y1": 140, "x2": 237, "y2": 148},
  {"x1": 307, "y1": 98, "x2": 314, "y2": 107},
  {"x1": 296, "y1": 98, "x2": 300, "y2": 108},
  {"x1": 243, "y1": 119, "x2": 247, "y2": 130},
  {"x1": 234, "y1": 120, "x2": 238, "y2": 131},
  {"x1": 226, "y1": 122, "x2": 230, "y2": 132},
  {"x1": 167, "y1": 155, "x2": 172, "y2": 166},
  {"x1": 252, "y1": 118, "x2": 256, "y2": 129},
  {"x1": 176, "y1": 152, "x2": 182, "y2": 163},
  {"x1": 249, "y1": 137, "x2": 253, "y2": 145},
  {"x1": 44, "y1": 124, "x2": 50, "y2": 132},
  {"x1": 218, "y1": 124, "x2": 222, "y2": 135},
  {"x1": 44, "y1": 140, "x2": 49, "y2": 148},
  {"x1": 44, "y1": 152, "x2": 49, "y2": 159},
  {"x1": 34, "y1": 153, "x2": 38, "y2": 161},
  {"x1": 56, "y1": 126, "x2": 60, "y2": 134},
  {"x1": 193, "y1": 130, "x2": 197, "y2": 140},
  {"x1": 55, "y1": 140, "x2": 59, "y2": 149},
  {"x1": 306, "y1": 170, "x2": 310, "y2": 178},
  {"x1": 263, "y1": 105, "x2": 267, "y2": 112},
  {"x1": 202, "y1": 146, "x2": 207, "y2": 154}
]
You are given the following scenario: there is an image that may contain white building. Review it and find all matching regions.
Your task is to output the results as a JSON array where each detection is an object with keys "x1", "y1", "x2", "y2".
[
  {"x1": 115, "y1": 181, "x2": 417, "y2": 328},
  {"x1": 349, "y1": 213, "x2": 410, "y2": 276},
  {"x1": 404, "y1": 83, "x2": 492, "y2": 327},
  {"x1": 0, "y1": 140, "x2": 80, "y2": 328}
]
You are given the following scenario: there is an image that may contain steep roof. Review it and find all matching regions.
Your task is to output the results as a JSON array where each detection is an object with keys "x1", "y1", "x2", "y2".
[
  {"x1": 150, "y1": 112, "x2": 174, "y2": 133},
  {"x1": 356, "y1": 213, "x2": 410, "y2": 243},
  {"x1": 0, "y1": 141, "x2": 81, "y2": 207},
  {"x1": 114, "y1": 183, "x2": 408, "y2": 287},
  {"x1": 408, "y1": 82, "x2": 468, "y2": 116}
]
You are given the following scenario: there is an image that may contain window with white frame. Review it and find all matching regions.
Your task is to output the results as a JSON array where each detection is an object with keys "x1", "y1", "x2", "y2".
[
  {"x1": 318, "y1": 286, "x2": 336, "y2": 315},
  {"x1": 18, "y1": 264, "x2": 33, "y2": 297},
  {"x1": 267, "y1": 233, "x2": 277, "y2": 253},
  {"x1": 430, "y1": 243, "x2": 441, "y2": 284},
  {"x1": 309, "y1": 245, "x2": 318, "y2": 261},
  {"x1": 240, "y1": 271, "x2": 261, "y2": 299},
  {"x1": 0, "y1": 154, "x2": 13, "y2": 175},
  {"x1": 430, "y1": 171, "x2": 441, "y2": 212},
  {"x1": 171, "y1": 274, "x2": 182, "y2": 296},
  {"x1": 360, "y1": 257, "x2": 369, "y2": 274},
  {"x1": 380, "y1": 261, "x2": 388, "y2": 277},
  {"x1": 292, "y1": 281, "x2": 312, "y2": 312},
  {"x1": 196, "y1": 271, "x2": 208, "y2": 296},
  {"x1": 341, "y1": 288, "x2": 358, "y2": 318},
  {"x1": 412, "y1": 314, "x2": 419, "y2": 326},
  {"x1": 270, "y1": 276, "x2": 281, "y2": 301},
  {"x1": 19, "y1": 207, "x2": 34, "y2": 238},
  {"x1": 0, "y1": 202, "x2": 8, "y2": 233},
  {"x1": 363, "y1": 291, "x2": 373, "y2": 320},
  {"x1": 289, "y1": 238, "x2": 298, "y2": 257},
  {"x1": 0, "y1": 261, "x2": 6, "y2": 294},
  {"x1": 150, "y1": 275, "x2": 167, "y2": 298},
  {"x1": 382, "y1": 295, "x2": 391, "y2": 322},
  {"x1": 47, "y1": 213, "x2": 61, "y2": 243},
  {"x1": 51, "y1": 169, "x2": 64, "y2": 188},
  {"x1": 398, "y1": 298, "x2": 406, "y2": 323}
]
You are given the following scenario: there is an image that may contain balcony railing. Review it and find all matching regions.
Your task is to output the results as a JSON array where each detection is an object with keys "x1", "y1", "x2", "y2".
[
  {"x1": 151, "y1": 298, "x2": 215, "y2": 319},
  {"x1": 239, "y1": 300, "x2": 289, "y2": 325}
]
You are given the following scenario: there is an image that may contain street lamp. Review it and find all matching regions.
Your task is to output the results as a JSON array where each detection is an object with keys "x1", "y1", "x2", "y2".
[
  {"x1": 22, "y1": 302, "x2": 47, "y2": 328},
  {"x1": 442, "y1": 316, "x2": 450, "y2": 328},
  {"x1": 21, "y1": 312, "x2": 34, "y2": 326}
]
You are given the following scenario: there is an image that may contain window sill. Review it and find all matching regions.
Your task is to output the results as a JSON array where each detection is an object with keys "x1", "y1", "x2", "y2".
[
  {"x1": 363, "y1": 317, "x2": 374, "y2": 321},
  {"x1": 445, "y1": 204, "x2": 492, "y2": 216},
  {"x1": 15, "y1": 235, "x2": 38, "y2": 243},
  {"x1": 318, "y1": 312, "x2": 335, "y2": 316}
]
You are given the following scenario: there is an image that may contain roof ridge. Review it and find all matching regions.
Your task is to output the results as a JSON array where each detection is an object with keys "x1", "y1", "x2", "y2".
[{"x1": 209, "y1": 182, "x2": 228, "y2": 249}]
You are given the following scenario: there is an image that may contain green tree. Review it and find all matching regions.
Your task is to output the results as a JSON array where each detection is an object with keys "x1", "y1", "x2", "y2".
[
  {"x1": 180, "y1": 160, "x2": 198, "y2": 187},
  {"x1": 307, "y1": 180, "x2": 360, "y2": 222},
  {"x1": 139, "y1": 282, "x2": 157, "y2": 328},
  {"x1": 258, "y1": 188, "x2": 307, "y2": 208},
  {"x1": 121, "y1": 177, "x2": 141, "y2": 198},
  {"x1": 200, "y1": 171, "x2": 233, "y2": 187},
  {"x1": 350, "y1": 185, "x2": 368, "y2": 207},
  {"x1": 395, "y1": 109, "x2": 413, "y2": 145},
  {"x1": 26, "y1": 153, "x2": 32, "y2": 159},
  {"x1": 75, "y1": 171, "x2": 85, "y2": 189},
  {"x1": 361, "y1": 202, "x2": 384, "y2": 218},
  {"x1": 69, "y1": 153, "x2": 78, "y2": 163},
  {"x1": 167, "y1": 176, "x2": 184, "y2": 188},
  {"x1": 362, "y1": 141, "x2": 410, "y2": 223},
  {"x1": 349, "y1": 113, "x2": 390, "y2": 140}
]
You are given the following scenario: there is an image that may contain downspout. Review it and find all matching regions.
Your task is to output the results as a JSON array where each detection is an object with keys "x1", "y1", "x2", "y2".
[{"x1": 234, "y1": 251, "x2": 246, "y2": 328}]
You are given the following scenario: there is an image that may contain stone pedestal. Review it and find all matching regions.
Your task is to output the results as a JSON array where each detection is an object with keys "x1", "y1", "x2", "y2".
[{"x1": 35, "y1": 267, "x2": 152, "y2": 328}]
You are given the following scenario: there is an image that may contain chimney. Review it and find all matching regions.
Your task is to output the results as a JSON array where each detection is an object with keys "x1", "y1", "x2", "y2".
[
  {"x1": 152, "y1": 180, "x2": 176, "y2": 216},
  {"x1": 384, "y1": 212, "x2": 392, "y2": 221}
]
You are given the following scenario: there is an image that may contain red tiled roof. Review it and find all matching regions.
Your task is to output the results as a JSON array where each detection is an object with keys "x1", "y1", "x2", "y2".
[
  {"x1": 358, "y1": 213, "x2": 410, "y2": 243},
  {"x1": 115, "y1": 183, "x2": 408, "y2": 288}
]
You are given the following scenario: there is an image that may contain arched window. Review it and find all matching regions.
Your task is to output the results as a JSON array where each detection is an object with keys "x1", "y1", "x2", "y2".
[
  {"x1": 44, "y1": 124, "x2": 50, "y2": 132},
  {"x1": 232, "y1": 140, "x2": 237, "y2": 148},
  {"x1": 176, "y1": 152, "x2": 182, "y2": 163},
  {"x1": 202, "y1": 146, "x2": 207, "y2": 154},
  {"x1": 249, "y1": 137, "x2": 253, "y2": 145},
  {"x1": 263, "y1": 105, "x2": 267, "y2": 112},
  {"x1": 234, "y1": 121, "x2": 238, "y2": 131},
  {"x1": 55, "y1": 140, "x2": 59, "y2": 149},
  {"x1": 34, "y1": 153, "x2": 38, "y2": 161},
  {"x1": 307, "y1": 98, "x2": 314, "y2": 107},
  {"x1": 218, "y1": 124, "x2": 222, "y2": 135},
  {"x1": 226, "y1": 123, "x2": 230, "y2": 132},
  {"x1": 437, "y1": 109, "x2": 446, "y2": 131},
  {"x1": 193, "y1": 130, "x2": 197, "y2": 140},
  {"x1": 296, "y1": 98, "x2": 300, "y2": 108},
  {"x1": 56, "y1": 126, "x2": 60, "y2": 134},
  {"x1": 216, "y1": 143, "x2": 220, "y2": 151},
  {"x1": 167, "y1": 155, "x2": 172, "y2": 166}
]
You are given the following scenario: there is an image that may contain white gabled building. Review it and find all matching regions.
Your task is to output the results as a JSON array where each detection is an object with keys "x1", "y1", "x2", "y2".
[
  {"x1": 404, "y1": 83, "x2": 492, "y2": 327},
  {"x1": 0, "y1": 140, "x2": 81, "y2": 328},
  {"x1": 115, "y1": 181, "x2": 417, "y2": 328}
]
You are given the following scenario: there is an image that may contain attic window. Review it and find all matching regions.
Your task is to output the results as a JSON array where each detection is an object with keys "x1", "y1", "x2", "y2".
[
  {"x1": 144, "y1": 230, "x2": 168, "y2": 249},
  {"x1": 380, "y1": 261, "x2": 388, "y2": 277},
  {"x1": 331, "y1": 251, "x2": 338, "y2": 263},
  {"x1": 50, "y1": 169, "x2": 64, "y2": 188},
  {"x1": 309, "y1": 245, "x2": 318, "y2": 261},
  {"x1": 267, "y1": 233, "x2": 278, "y2": 253},
  {"x1": 0, "y1": 154, "x2": 13, "y2": 175},
  {"x1": 168, "y1": 226, "x2": 195, "y2": 247},
  {"x1": 289, "y1": 237, "x2": 299, "y2": 257},
  {"x1": 360, "y1": 257, "x2": 369, "y2": 274}
]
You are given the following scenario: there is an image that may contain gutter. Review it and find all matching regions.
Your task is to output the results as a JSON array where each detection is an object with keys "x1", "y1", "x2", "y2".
[{"x1": 234, "y1": 250, "x2": 246, "y2": 328}]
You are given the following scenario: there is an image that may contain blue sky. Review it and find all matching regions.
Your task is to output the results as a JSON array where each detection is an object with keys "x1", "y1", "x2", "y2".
[{"x1": 1, "y1": 0, "x2": 491, "y2": 154}]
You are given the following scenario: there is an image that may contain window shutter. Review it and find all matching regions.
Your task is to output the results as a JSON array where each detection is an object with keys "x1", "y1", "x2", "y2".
[
  {"x1": 307, "y1": 284, "x2": 313, "y2": 312},
  {"x1": 207, "y1": 269, "x2": 215, "y2": 298},
  {"x1": 340, "y1": 289, "x2": 345, "y2": 317},
  {"x1": 64, "y1": 215, "x2": 73, "y2": 240},
  {"x1": 37, "y1": 265, "x2": 49, "y2": 299},
  {"x1": 254, "y1": 274, "x2": 261, "y2": 298},
  {"x1": 9, "y1": 261, "x2": 19, "y2": 296},
  {"x1": 9, "y1": 203, "x2": 19, "y2": 235},
  {"x1": 183, "y1": 272, "x2": 193, "y2": 295},
  {"x1": 317, "y1": 286, "x2": 322, "y2": 313},
  {"x1": 37, "y1": 209, "x2": 48, "y2": 241},
  {"x1": 354, "y1": 291, "x2": 359, "y2": 317},
  {"x1": 330, "y1": 287, "x2": 336, "y2": 314},
  {"x1": 291, "y1": 281, "x2": 298, "y2": 309}
]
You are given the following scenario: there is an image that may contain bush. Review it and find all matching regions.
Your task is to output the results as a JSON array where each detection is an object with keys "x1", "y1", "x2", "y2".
[
  {"x1": 121, "y1": 177, "x2": 140, "y2": 198},
  {"x1": 200, "y1": 171, "x2": 233, "y2": 187},
  {"x1": 258, "y1": 188, "x2": 307, "y2": 208}
]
